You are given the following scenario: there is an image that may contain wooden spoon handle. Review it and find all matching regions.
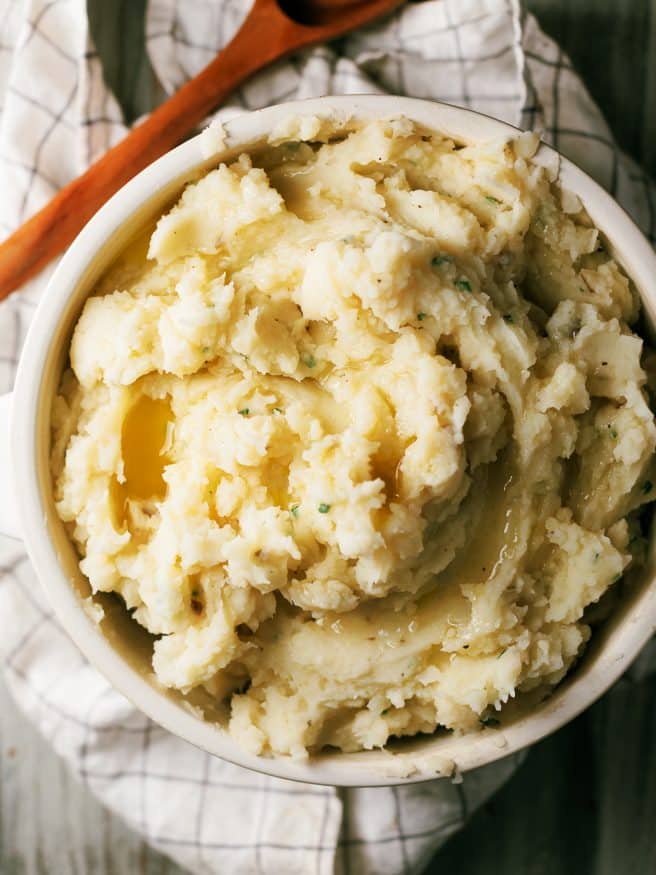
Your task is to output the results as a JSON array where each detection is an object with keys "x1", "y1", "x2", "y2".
[{"x1": 0, "y1": 0, "x2": 298, "y2": 302}]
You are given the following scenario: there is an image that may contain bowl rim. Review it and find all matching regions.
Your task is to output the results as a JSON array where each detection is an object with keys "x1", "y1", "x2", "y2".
[{"x1": 11, "y1": 94, "x2": 656, "y2": 786}]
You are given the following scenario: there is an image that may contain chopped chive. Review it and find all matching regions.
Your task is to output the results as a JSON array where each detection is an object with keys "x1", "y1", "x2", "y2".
[
  {"x1": 318, "y1": 503, "x2": 331, "y2": 514},
  {"x1": 485, "y1": 195, "x2": 501, "y2": 204},
  {"x1": 503, "y1": 313, "x2": 514, "y2": 323},
  {"x1": 238, "y1": 408, "x2": 250, "y2": 416},
  {"x1": 609, "y1": 427, "x2": 618, "y2": 440},
  {"x1": 381, "y1": 708, "x2": 390, "y2": 716},
  {"x1": 417, "y1": 312, "x2": 427, "y2": 321},
  {"x1": 455, "y1": 278, "x2": 472, "y2": 292},
  {"x1": 593, "y1": 551, "x2": 600, "y2": 562},
  {"x1": 272, "y1": 407, "x2": 283, "y2": 414},
  {"x1": 431, "y1": 254, "x2": 452, "y2": 267},
  {"x1": 290, "y1": 505, "x2": 300, "y2": 519},
  {"x1": 202, "y1": 346, "x2": 210, "y2": 354},
  {"x1": 303, "y1": 354, "x2": 316, "y2": 369},
  {"x1": 642, "y1": 480, "x2": 653, "y2": 495},
  {"x1": 480, "y1": 716, "x2": 500, "y2": 727}
]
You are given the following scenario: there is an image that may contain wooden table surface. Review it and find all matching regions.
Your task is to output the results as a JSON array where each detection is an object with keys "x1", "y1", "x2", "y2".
[{"x1": 2, "y1": 2, "x2": 656, "y2": 872}]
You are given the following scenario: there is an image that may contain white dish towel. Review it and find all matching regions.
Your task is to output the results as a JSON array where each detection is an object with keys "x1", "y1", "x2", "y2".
[{"x1": 1, "y1": 2, "x2": 655, "y2": 873}]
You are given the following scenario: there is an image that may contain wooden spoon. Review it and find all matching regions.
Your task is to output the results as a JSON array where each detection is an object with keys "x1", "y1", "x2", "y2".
[{"x1": 0, "y1": 0, "x2": 404, "y2": 302}]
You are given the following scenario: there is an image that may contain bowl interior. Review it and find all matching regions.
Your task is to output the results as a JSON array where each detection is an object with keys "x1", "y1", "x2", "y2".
[{"x1": 21, "y1": 95, "x2": 656, "y2": 786}]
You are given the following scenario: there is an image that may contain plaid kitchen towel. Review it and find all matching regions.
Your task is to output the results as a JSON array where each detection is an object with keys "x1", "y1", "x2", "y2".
[{"x1": 1, "y1": 1, "x2": 655, "y2": 874}]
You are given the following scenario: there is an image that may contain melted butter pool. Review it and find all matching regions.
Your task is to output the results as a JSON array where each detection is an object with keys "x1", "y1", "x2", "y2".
[{"x1": 110, "y1": 393, "x2": 173, "y2": 531}]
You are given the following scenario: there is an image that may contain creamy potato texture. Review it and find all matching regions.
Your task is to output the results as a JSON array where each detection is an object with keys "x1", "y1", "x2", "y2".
[{"x1": 52, "y1": 117, "x2": 656, "y2": 757}]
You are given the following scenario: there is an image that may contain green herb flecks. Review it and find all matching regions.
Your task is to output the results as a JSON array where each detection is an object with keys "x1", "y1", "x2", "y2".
[
  {"x1": 502, "y1": 313, "x2": 514, "y2": 323},
  {"x1": 609, "y1": 427, "x2": 618, "y2": 440},
  {"x1": 431, "y1": 254, "x2": 452, "y2": 268},
  {"x1": 238, "y1": 408, "x2": 250, "y2": 416},
  {"x1": 485, "y1": 195, "x2": 501, "y2": 205},
  {"x1": 480, "y1": 716, "x2": 501, "y2": 728},
  {"x1": 303, "y1": 354, "x2": 317, "y2": 369},
  {"x1": 290, "y1": 505, "x2": 300, "y2": 519},
  {"x1": 417, "y1": 312, "x2": 427, "y2": 321},
  {"x1": 455, "y1": 278, "x2": 472, "y2": 292},
  {"x1": 272, "y1": 407, "x2": 283, "y2": 414},
  {"x1": 318, "y1": 503, "x2": 331, "y2": 514}
]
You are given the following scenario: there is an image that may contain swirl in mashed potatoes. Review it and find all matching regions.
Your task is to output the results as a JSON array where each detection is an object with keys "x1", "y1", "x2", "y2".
[{"x1": 51, "y1": 117, "x2": 656, "y2": 757}]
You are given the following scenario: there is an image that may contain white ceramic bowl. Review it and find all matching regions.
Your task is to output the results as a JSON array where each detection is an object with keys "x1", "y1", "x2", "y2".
[{"x1": 2, "y1": 95, "x2": 656, "y2": 786}]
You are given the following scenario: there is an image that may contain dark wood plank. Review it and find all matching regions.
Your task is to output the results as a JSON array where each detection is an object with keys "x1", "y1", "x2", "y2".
[
  {"x1": 590, "y1": 675, "x2": 656, "y2": 875},
  {"x1": 527, "y1": 0, "x2": 654, "y2": 177},
  {"x1": 641, "y1": 0, "x2": 656, "y2": 175},
  {"x1": 428, "y1": 670, "x2": 656, "y2": 875}
]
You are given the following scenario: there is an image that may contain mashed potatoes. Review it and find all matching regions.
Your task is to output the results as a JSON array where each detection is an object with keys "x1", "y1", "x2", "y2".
[{"x1": 51, "y1": 117, "x2": 656, "y2": 758}]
